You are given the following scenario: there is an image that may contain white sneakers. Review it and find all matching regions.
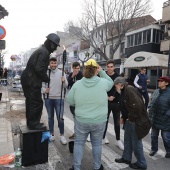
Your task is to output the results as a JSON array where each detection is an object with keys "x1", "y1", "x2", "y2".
[
  {"x1": 116, "y1": 140, "x2": 124, "y2": 150},
  {"x1": 50, "y1": 135, "x2": 67, "y2": 145},
  {"x1": 102, "y1": 136, "x2": 109, "y2": 144},
  {"x1": 87, "y1": 134, "x2": 91, "y2": 142},
  {"x1": 50, "y1": 135, "x2": 55, "y2": 141},
  {"x1": 60, "y1": 135, "x2": 67, "y2": 145},
  {"x1": 104, "y1": 136, "x2": 109, "y2": 144}
]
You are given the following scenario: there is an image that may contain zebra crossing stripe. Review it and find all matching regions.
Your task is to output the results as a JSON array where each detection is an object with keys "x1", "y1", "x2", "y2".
[
  {"x1": 107, "y1": 122, "x2": 165, "y2": 160},
  {"x1": 63, "y1": 116, "x2": 129, "y2": 170}
]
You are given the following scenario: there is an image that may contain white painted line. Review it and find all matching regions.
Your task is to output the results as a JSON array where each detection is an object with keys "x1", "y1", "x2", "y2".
[
  {"x1": 107, "y1": 122, "x2": 165, "y2": 160},
  {"x1": 64, "y1": 116, "x2": 129, "y2": 170}
]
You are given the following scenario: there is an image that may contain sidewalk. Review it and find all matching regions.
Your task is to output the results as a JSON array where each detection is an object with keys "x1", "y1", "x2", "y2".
[
  {"x1": 0, "y1": 85, "x2": 14, "y2": 157},
  {"x1": 0, "y1": 85, "x2": 67, "y2": 169}
]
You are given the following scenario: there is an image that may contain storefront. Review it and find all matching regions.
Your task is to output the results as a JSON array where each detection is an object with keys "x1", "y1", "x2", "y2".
[{"x1": 124, "y1": 51, "x2": 168, "y2": 89}]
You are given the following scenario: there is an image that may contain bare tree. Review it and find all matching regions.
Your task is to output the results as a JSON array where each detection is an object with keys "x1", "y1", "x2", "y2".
[{"x1": 66, "y1": 0, "x2": 152, "y2": 61}]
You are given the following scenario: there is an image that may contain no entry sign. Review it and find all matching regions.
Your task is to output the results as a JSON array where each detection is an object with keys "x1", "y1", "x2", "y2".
[{"x1": 0, "y1": 25, "x2": 6, "y2": 40}]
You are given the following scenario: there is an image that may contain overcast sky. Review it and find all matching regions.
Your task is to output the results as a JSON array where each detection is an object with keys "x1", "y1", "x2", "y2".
[{"x1": 0, "y1": 0, "x2": 167, "y2": 57}]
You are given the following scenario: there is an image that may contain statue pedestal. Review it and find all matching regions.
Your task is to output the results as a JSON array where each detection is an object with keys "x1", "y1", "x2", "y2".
[{"x1": 19, "y1": 125, "x2": 49, "y2": 167}]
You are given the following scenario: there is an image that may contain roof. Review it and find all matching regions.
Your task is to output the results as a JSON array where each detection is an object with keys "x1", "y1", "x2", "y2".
[{"x1": 124, "y1": 51, "x2": 168, "y2": 68}]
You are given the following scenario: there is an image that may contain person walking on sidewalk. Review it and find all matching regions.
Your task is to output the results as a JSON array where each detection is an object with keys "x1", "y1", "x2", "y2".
[
  {"x1": 114, "y1": 77, "x2": 151, "y2": 170},
  {"x1": 102, "y1": 59, "x2": 124, "y2": 150},
  {"x1": 21, "y1": 33, "x2": 60, "y2": 130},
  {"x1": 42, "y1": 57, "x2": 67, "y2": 144},
  {"x1": 134, "y1": 67, "x2": 150, "y2": 109},
  {"x1": 67, "y1": 59, "x2": 113, "y2": 170},
  {"x1": 148, "y1": 76, "x2": 170, "y2": 158},
  {"x1": 67, "y1": 62, "x2": 83, "y2": 139}
]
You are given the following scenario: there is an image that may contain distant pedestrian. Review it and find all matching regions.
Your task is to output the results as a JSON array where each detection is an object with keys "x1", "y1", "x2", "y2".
[
  {"x1": 2, "y1": 68, "x2": 8, "y2": 85},
  {"x1": 2, "y1": 67, "x2": 8, "y2": 79},
  {"x1": 134, "y1": 67, "x2": 150, "y2": 108},
  {"x1": 114, "y1": 77, "x2": 151, "y2": 170},
  {"x1": 67, "y1": 62, "x2": 83, "y2": 139},
  {"x1": 21, "y1": 33, "x2": 60, "y2": 130},
  {"x1": 42, "y1": 57, "x2": 68, "y2": 144},
  {"x1": 67, "y1": 59, "x2": 113, "y2": 170},
  {"x1": 148, "y1": 76, "x2": 170, "y2": 158}
]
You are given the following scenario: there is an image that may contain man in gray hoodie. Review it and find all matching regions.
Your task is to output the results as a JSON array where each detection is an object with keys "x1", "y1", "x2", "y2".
[{"x1": 42, "y1": 57, "x2": 68, "y2": 144}]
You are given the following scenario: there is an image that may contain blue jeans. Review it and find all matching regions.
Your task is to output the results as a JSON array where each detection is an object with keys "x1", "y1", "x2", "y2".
[
  {"x1": 151, "y1": 126, "x2": 170, "y2": 153},
  {"x1": 45, "y1": 98, "x2": 64, "y2": 135},
  {"x1": 73, "y1": 119, "x2": 106, "y2": 170},
  {"x1": 122, "y1": 120, "x2": 147, "y2": 168}
]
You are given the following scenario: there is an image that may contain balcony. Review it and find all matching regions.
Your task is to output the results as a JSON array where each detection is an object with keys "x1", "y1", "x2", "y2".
[
  {"x1": 162, "y1": 0, "x2": 170, "y2": 23},
  {"x1": 160, "y1": 39, "x2": 170, "y2": 52}
]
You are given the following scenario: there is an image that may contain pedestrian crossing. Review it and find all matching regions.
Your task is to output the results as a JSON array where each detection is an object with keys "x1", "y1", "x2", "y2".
[
  {"x1": 64, "y1": 116, "x2": 129, "y2": 170},
  {"x1": 106, "y1": 122, "x2": 165, "y2": 161},
  {"x1": 63, "y1": 115, "x2": 166, "y2": 170}
]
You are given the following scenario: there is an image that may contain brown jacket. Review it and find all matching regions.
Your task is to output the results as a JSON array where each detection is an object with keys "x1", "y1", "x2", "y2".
[{"x1": 122, "y1": 84, "x2": 151, "y2": 139}]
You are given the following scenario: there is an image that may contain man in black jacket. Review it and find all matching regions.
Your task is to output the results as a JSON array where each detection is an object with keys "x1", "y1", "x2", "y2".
[
  {"x1": 102, "y1": 60, "x2": 124, "y2": 150},
  {"x1": 21, "y1": 33, "x2": 60, "y2": 130}
]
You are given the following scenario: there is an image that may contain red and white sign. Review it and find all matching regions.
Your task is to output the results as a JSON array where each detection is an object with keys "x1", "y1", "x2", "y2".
[{"x1": 0, "y1": 25, "x2": 6, "y2": 40}]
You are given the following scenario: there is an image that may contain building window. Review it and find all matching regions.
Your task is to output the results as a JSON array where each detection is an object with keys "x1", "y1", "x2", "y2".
[
  {"x1": 127, "y1": 36, "x2": 130, "y2": 48},
  {"x1": 74, "y1": 50, "x2": 78, "y2": 57},
  {"x1": 146, "y1": 29, "x2": 151, "y2": 43},
  {"x1": 153, "y1": 29, "x2": 161, "y2": 44},
  {"x1": 130, "y1": 35, "x2": 134, "y2": 46},
  {"x1": 138, "y1": 32, "x2": 142, "y2": 45},
  {"x1": 134, "y1": 33, "x2": 138, "y2": 46},
  {"x1": 153, "y1": 29, "x2": 156, "y2": 43},
  {"x1": 143, "y1": 31, "x2": 146, "y2": 44}
]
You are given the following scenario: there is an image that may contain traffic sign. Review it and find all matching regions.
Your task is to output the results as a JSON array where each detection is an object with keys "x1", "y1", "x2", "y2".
[{"x1": 0, "y1": 25, "x2": 6, "y2": 40}]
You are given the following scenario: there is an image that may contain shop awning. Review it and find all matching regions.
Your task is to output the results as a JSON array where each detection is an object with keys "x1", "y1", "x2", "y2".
[{"x1": 124, "y1": 51, "x2": 168, "y2": 68}]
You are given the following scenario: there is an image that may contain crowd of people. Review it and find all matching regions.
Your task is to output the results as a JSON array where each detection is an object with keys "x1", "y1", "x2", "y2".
[{"x1": 20, "y1": 33, "x2": 170, "y2": 170}]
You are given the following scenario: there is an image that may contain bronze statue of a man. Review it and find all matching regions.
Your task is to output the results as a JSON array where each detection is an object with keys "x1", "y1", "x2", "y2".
[{"x1": 21, "y1": 33, "x2": 60, "y2": 130}]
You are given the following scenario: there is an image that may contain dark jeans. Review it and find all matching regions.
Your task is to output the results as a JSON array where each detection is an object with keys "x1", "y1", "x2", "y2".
[
  {"x1": 22, "y1": 86, "x2": 43, "y2": 127},
  {"x1": 151, "y1": 126, "x2": 170, "y2": 153},
  {"x1": 138, "y1": 89, "x2": 149, "y2": 109},
  {"x1": 103, "y1": 102, "x2": 120, "y2": 140},
  {"x1": 123, "y1": 120, "x2": 147, "y2": 168}
]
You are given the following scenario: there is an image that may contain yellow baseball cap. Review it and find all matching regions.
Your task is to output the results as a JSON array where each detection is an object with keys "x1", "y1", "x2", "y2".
[{"x1": 85, "y1": 59, "x2": 98, "y2": 67}]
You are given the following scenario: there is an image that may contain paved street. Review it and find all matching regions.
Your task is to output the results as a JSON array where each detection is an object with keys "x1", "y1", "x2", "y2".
[{"x1": 0, "y1": 86, "x2": 170, "y2": 170}]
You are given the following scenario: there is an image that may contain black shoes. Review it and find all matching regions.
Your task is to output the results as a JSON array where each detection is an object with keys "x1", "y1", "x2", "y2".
[
  {"x1": 149, "y1": 151, "x2": 157, "y2": 156},
  {"x1": 115, "y1": 158, "x2": 131, "y2": 164},
  {"x1": 69, "y1": 166, "x2": 74, "y2": 170},
  {"x1": 129, "y1": 163, "x2": 147, "y2": 169},
  {"x1": 96, "y1": 164, "x2": 103, "y2": 170},
  {"x1": 165, "y1": 153, "x2": 170, "y2": 158},
  {"x1": 28, "y1": 123, "x2": 47, "y2": 130}
]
